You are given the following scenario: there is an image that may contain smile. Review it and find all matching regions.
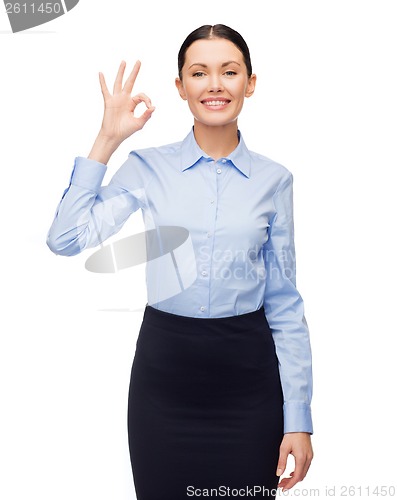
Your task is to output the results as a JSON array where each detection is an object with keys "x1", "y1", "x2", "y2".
[{"x1": 201, "y1": 99, "x2": 231, "y2": 109}]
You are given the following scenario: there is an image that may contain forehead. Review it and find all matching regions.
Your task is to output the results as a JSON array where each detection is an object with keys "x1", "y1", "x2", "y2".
[{"x1": 184, "y1": 38, "x2": 244, "y2": 66}]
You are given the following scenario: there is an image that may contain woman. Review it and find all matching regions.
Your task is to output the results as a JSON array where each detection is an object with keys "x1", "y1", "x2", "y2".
[{"x1": 47, "y1": 24, "x2": 313, "y2": 499}]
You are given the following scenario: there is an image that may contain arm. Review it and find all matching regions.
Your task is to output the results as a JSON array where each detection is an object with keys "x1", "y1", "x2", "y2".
[
  {"x1": 262, "y1": 171, "x2": 314, "y2": 489},
  {"x1": 46, "y1": 60, "x2": 155, "y2": 256},
  {"x1": 46, "y1": 156, "x2": 141, "y2": 256}
]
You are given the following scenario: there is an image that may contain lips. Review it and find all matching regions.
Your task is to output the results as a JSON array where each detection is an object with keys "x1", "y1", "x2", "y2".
[{"x1": 200, "y1": 98, "x2": 231, "y2": 109}]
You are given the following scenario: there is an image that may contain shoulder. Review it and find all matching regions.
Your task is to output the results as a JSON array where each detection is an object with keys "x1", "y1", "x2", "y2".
[
  {"x1": 110, "y1": 139, "x2": 184, "y2": 188},
  {"x1": 249, "y1": 148, "x2": 292, "y2": 176},
  {"x1": 247, "y1": 147, "x2": 293, "y2": 189},
  {"x1": 128, "y1": 139, "x2": 184, "y2": 161}
]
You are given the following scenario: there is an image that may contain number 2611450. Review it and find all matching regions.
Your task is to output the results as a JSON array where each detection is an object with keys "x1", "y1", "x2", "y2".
[{"x1": 5, "y1": 3, "x2": 62, "y2": 14}]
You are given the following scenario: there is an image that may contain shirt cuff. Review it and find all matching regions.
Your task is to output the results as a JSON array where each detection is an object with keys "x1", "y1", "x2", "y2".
[
  {"x1": 70, "y1": 156, "x2": 107, "y2": 192},
  {"x1": 283, "y1": 402, "x2": 313, "y2": 434}
]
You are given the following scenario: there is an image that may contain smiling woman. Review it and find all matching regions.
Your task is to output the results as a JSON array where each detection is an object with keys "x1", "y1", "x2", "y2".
[
  {"x1": 175, "y1": 28, "x2": 256, "y2": 146},
  {"x1": 47, "y1": 23, "x2": 314, "y2": 500}
]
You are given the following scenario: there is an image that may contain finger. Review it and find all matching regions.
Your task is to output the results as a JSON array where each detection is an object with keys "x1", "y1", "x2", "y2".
[
  {"x1": 276, "y1": 445, "x2": 289, "y2": 477},
  {"x1": 123, "y1": 60, "x2": 141, "y2": 95},
  {"x1": 282, "y1": 457, "x2": 307, "y2": 491},
  {"x1": 135, "y1": 105, "x2": 156, "y2": 129},
  {"x1": 302, "y1": 452, "x2": 313, "y2": 478},
  {"x1": 98, "y1": 72, "x2": 111, "y2": 100},
  {"x1": 277, "y1": 477, "x2": 291, "y2": 490},
  {"x1": 130, "y1": 93, "x2": 153, "y2": 112},
  {"x1": 113, "y1": 60, "x2": 127, "y2": 94}
]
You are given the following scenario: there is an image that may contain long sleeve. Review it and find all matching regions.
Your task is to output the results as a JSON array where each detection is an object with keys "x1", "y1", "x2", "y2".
[
  {"x1": 263, "y1": 172, "x2": 313, "y2": 434},
  {"x1": 46, "y1": 156, "x2": 142, "y2": 256},
  {"x1": 47, "y1": 135, "x2": 314, "y2": 431}
]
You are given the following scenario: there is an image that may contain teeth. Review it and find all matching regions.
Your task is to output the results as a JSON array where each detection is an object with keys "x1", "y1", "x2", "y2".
[{"x1": 204, "y1": 101, "x2": 228, "y2": 106}]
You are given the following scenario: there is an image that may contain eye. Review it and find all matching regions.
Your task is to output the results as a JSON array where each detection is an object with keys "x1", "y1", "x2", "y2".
[
  {"x1": 192, "y1": 71, "x2": 205, "y2": 77},
  {"x1": 225, "y1": 70, "x2": 237, "y2": 76}
]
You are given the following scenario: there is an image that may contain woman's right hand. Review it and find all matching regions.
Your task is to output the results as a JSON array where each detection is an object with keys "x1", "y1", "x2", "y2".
[{"x1": 97, "y1": 60, "x2": 155, "y2": 147}]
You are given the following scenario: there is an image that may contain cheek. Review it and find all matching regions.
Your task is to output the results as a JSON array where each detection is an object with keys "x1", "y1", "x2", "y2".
[
  {"x1": 185, "y1": 82, "x2": 204, "y2": 99},
  {"x1": 232, "y1": 82, "x2": 248, "y2": 98}
]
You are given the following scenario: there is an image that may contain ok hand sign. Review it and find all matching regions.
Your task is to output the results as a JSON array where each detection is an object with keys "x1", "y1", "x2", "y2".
[{"x1": 97, "y1": 60, "x2": 155, "y2": 147}]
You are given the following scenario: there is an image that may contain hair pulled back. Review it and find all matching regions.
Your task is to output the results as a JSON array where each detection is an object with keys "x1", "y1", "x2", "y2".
[{"x1": 177, "y1": 24, "x2": 253, "y2": 79}]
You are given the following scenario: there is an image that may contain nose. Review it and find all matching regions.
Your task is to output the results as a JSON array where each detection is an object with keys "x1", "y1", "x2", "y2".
[{"x1": 208, "y1": 75, "x2": 223, "y2": 92}]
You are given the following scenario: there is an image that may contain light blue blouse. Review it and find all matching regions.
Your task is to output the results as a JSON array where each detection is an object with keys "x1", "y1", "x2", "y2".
[{"x1": 47, "y1": 127, "x2": 313, "y2": 434}]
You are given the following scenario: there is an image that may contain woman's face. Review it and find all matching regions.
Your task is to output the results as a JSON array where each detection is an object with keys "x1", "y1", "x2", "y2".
[{"x1": 175, "y1": 38, "x2": 256, "y2": 128}]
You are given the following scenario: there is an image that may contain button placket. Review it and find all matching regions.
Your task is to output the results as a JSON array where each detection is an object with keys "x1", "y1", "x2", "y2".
[{"x1": 201, "y1": 156, "x2": 222, "y2": 318}]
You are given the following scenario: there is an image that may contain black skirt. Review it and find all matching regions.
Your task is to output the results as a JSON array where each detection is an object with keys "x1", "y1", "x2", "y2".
[{"x1": 127, "y1": 304, "x2": 284, "y2": 500}]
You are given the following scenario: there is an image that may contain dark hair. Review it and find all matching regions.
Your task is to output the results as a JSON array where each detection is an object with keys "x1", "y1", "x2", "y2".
[{"x1": 177, "y1": 24, "x2": 253, "y2": 79}]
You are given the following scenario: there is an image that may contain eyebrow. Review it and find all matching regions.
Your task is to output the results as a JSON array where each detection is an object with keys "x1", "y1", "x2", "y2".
[{"x1": 188, "y1": 60, "x2": 241, "y2": 69}]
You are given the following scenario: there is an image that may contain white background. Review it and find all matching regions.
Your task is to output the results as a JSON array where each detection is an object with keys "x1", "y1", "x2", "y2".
[{"x1": 1, "y1": 1, "x2": 396, "y2": 499}]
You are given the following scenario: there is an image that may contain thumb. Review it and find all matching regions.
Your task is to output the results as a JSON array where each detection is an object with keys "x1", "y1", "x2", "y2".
[
  {"x1": 276, "y1": 445, "x2": 289, "y2": 477},
  {"x1": 136, "y1": 105, "x2": 156, "y2": 128}
]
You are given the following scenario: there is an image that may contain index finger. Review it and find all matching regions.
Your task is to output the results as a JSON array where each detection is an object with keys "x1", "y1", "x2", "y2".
[
  {"x1": 113, "y1": 60, "x2": 127, "y2": 94},
  {"x1": 123, "y1": 60, "x2": 142, "y2": 95},
  {"x1": 282, "y1": 457, "x2": 307, "y2": 491}
]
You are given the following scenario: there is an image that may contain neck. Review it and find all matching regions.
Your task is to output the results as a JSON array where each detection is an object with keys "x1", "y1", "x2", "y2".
[{"x1": 192, "y1": 120, "x2": 239, "y2": 160}]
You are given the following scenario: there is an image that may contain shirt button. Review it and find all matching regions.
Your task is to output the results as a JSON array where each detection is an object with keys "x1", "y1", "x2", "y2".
[
  {"x1": 207, "y1": 232, "x2": 212, "y2": 237},
  {"x1": 200, "y1": 306, "x2": 205, "y2": 312},
  {"x1": 210, "y1": 200, "x2": 214, "y2": 204},
  {"x1": 201, "y1": 271, "x2": 207, "y2": 276},
  {"x1": 216, "y1": 168, "x2": 222, "y2": 174},
  {"x1": 221, "y1": 159, "x2": 227, "y2": 163}
]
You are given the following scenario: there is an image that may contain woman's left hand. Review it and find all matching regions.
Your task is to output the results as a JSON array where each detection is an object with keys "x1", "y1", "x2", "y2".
[{"x1": 276, "y1": 432, "x2": 314, "y2": 491}]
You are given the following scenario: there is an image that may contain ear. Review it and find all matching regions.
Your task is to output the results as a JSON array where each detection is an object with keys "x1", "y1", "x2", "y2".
[
  {"x1": 245, "y1": 73, "x2": 257, "y2": 98},
  {"x1": 175, "y1": 77, "x2": 187, "y2": 100}
]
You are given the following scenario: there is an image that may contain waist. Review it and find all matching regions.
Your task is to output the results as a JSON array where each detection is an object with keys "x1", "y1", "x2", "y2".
[{"x1": 142, "y1": 303, "x2": 268, "y2": 334}]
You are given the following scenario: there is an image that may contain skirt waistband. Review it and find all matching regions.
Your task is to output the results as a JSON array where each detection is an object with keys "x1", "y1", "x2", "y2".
[{"x1": 142, "y1": 304, "x2": 267, "y2": 334}]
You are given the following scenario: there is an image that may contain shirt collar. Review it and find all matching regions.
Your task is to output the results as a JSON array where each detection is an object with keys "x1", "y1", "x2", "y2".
[{"x1": 180, "y1": 127, "x2": 251, "y2": 178}]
